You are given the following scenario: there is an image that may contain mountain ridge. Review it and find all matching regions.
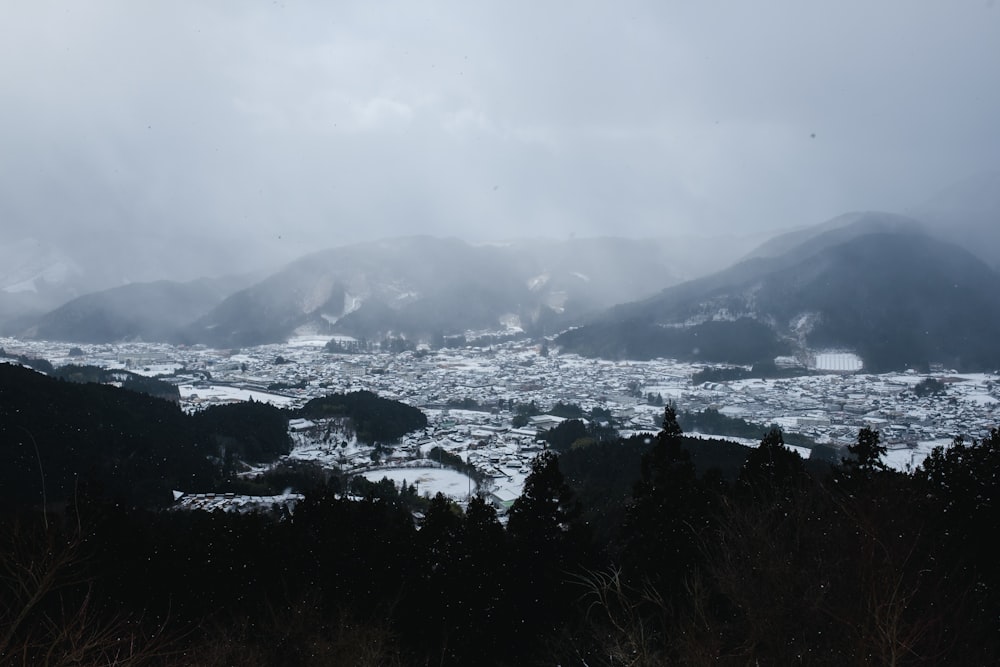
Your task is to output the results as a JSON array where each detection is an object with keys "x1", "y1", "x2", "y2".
[
  {"x1": 22, "y1": 235, "x2": 693, "y2": 346},
  {"x1": 557, "y1": 217, "x2": 1000, "y2": 371},
  {"x1": 24, "y1": 275, "x2": 255, "y2": 344}
]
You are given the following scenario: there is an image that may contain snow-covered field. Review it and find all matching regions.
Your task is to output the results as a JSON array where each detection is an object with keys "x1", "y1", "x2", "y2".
[
  {"x1": 363, "y1": 467, "x2": 476, "y2": 500},
  {"x1": 177, "y1": 384, "x2": 296, "y2": 408},
  {"x1": 884, "y1": 438, "x2": 951, "y2": 473},
  {"x1": 285, "y1": 334, "x2": 339, "y2": 348}
]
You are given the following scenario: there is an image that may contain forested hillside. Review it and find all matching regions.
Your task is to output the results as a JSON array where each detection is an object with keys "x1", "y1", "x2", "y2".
[
  {"x1": 2, "y1": 391, "x2": 999, "y2": 664},
  {"x1": 558, "y1": 225, "x2": 1000, "y2": 371},
  {"x1": 296, "y1": 390, "x2": 428, "y2": 444},
  {"x1": 0, "y1": 365, "x2": 426, "y2": 509},
  {"x1": 0, "y1": 362, "x2": 215, "y2": 508}
]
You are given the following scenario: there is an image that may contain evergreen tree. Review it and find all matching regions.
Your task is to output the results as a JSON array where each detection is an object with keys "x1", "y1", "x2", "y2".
[
  {"x1": 541, "y1": 419, "x2": 588, "y2": 452},
  {"x1": 508, "y1": 451, "x2": 581, "y2": 549},
  {"x1": 918, "y1": 429, "x2": 1000, "y2": 563},
  {"x1": 410, "y1": 493, "x2": 465, "y2": 661},
  {"x1": 833, "y1": 427, "x2": 895, "y2": 499},
  {"x1": 916, "y1": 429, "x2": 1000, "y2": 658},
  {"x1": 506, "y1": 451, "x2": 588, "y2": 650},
  {"x1": 737, "y1": 426, "x2": 805, "y2": 503},
  {"x1": 447, "y1": 495, "x2": 514, "y2": 664},
  {"x1": 623, "y1": 404, "x2": 711, "y2": 587},
  {"x1": 843, "y1": 426, "x2": 887, "y2": 473}
]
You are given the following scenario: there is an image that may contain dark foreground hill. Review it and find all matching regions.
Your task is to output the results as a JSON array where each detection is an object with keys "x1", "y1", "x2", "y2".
[
  {"x1": 558, "y1": 220, "x2": 1000, "y2": 371},
  {"x1": 0, "y1": 362, "x2": 216, "y2": 508},
  {"x1": 0, "y1": 362, "x2": 434, "y2": 510},
  {"x1": 3, "y1": 404, "x2": 1000, "y2": 665}
]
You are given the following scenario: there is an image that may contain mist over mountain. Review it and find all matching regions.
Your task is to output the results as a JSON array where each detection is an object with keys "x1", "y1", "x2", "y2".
[
  {"x1": 0, "y1": 235, "x2": 277, "y2": 335},
  {"x1": 912, "y1": 171, "x2": 1000, "y2": 270},
  {"x1": 180, "y1": 236, "x2": 688, "y2": 348},
  {"x1": 734, "y1": 171, "x2": 1000, "y2": 268},
  {"x1": 557, "y1": 215, "x2": 1000, "y2": 371},
  {"x1": 741, "y1": 211, "x2": 925, "y2": 262},
  {"x1": 24, "y1": 276, "x2": 253, "y2": 344},
  {"x1": 6, "y1": 228, "x2": 770, "y2": 344},
  {"x1": 16, "y1": 188, "x2": 1000, "y2": 356},
  {"x1": 19, "y1": 235, "x2": 725, "y2": 346},
  {"x1": 0, "y1": 239, "x2": 86, "y2": 333}
]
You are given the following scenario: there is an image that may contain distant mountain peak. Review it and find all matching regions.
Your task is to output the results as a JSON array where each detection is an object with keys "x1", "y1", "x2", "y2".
[
  {"x1": 558, "y1": 224, "x2": 1000, "y2": 372},
  {"x1": 741, "y1": 211, "x2": 925, "y2": 262}
]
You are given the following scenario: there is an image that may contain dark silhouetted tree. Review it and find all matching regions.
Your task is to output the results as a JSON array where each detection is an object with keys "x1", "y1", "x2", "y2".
[
  {"x1": 843, "y1": 426, "x2": 887, "y2": 473},
  {"x1": 736, "y1": 426, "x2": 805, "y2": 504},
  {"x1": 507, "y1": 451, "x2": 588, "y2": 651},
  {"x1": 623, "y1": 405, "x2": 713, "y2": 588}
]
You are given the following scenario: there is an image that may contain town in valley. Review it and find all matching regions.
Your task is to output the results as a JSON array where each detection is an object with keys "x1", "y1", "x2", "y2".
[{"x1": 4, "y1": 331, "x2": 995, "y2": 511}]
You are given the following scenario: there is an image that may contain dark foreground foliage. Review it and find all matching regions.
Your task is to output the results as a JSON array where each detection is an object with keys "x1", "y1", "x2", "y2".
[
  {"x1": 4, "y1": 365, "x2": 1000, "y2": 664},
  {"x1": 0, "y1": 365, "x2": 429, "y2": 509},
  {"x1": 0, "y1": 363, "x2": 215, "y2": 508}
]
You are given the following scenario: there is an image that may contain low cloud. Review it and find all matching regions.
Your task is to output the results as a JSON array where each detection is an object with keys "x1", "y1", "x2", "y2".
[{"x1": 1, "y1": 0, "x2": 997, "y2": 279}]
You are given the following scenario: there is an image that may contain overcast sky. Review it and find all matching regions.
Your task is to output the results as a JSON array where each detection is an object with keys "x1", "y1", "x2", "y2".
[{"x1": 2, "y1": 1, "x2": 998, "y2": 278}]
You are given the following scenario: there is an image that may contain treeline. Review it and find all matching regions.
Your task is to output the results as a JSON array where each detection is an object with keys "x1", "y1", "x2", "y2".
[
  {"x1": 913, "y1": 376, "x2": 946, "y2": 397},
  {"x1": 295, "y1": 390, "x2": 427, "y2": 444},
  {"x1": 0, "y1": 366, "x2": 427, "y2": 509},
  {"x1": 556, "y1": 317, "x2": 790, "y2": 363},
  {"x1": 428, "y1": 445, "x2": 487, "y2": 486},
  {"x1": 50, "y1": 363, "x2": 181, "y2": 402},
  {"x1": 692, "y1": 358, "x2": 811, "y2": 384},
  {"x1": 323, "y1": 335, "x2": 416, "y2": 354},
  {"x1": 323, "y1": 330, "x2": 527, "y2": 356},
  {"x1": 433, "y1": 330, "x2": 525, "y2": 348},
  {"x1": 541, "y1": 418, "x2": 619, "y2": 452},
  {"x1": 0, "y1": 363, "x2": 217, "y2": 508},
  {"x1": 0, "y1": 348, "x2": 55, "y2": 374},
  {"x1": 5, "y1": 404, "x2": 1000, "y2": 664},
  {"x1": 0, "y1": 351, "x2": 183, "y2": 402},
  {"x1": 507, "y1": 399, "x2": 615, "y2": 428},
  {"x1": 678, "y1": 406, "x2": 817, "y2": 449}
]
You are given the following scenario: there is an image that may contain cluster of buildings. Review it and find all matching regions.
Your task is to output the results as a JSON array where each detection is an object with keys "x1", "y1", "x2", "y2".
[
  {"x1": 4, "y1": 333, "x2": 999, "y2": 504},
  {"x1": 171, "y1": 490, "x2": 305, "y2": 515}
]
